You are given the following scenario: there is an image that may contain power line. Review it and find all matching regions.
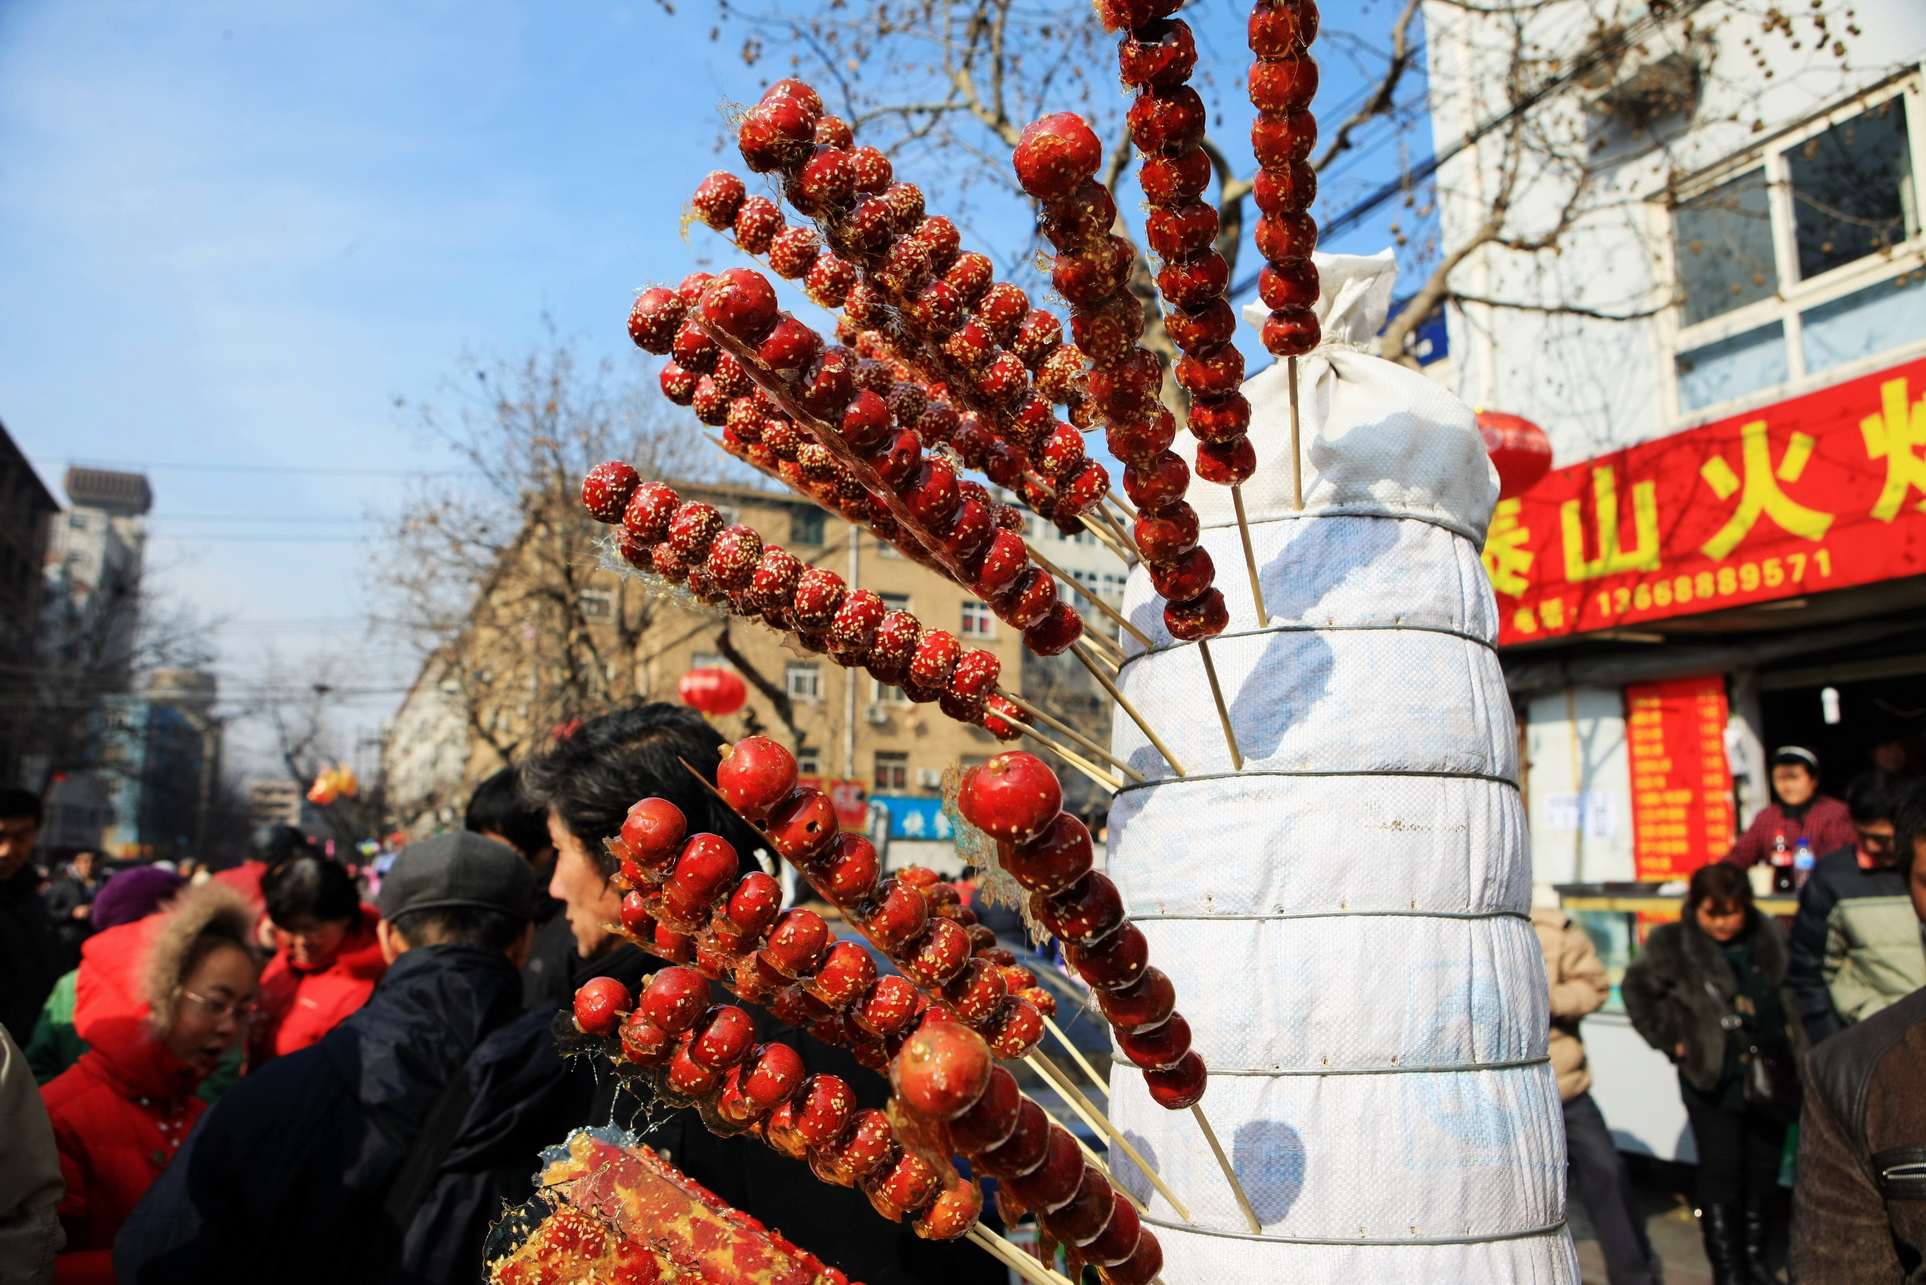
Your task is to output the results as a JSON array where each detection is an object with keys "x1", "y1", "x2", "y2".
[{"x1": 64, "y1": 458, "x2": 470, "y2": 479}]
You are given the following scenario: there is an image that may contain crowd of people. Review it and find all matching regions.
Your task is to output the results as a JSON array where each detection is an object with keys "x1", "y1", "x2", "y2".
[
  {"x1": 1546, "y1": 748, "x2": 1926, "y2": 1285},
  {"x1": 0, "y1": 705, "x2": 1004, "y2": 1285},
  {"x1": 3, "y1": 725, "x2": 1924, "y2": 1284}
]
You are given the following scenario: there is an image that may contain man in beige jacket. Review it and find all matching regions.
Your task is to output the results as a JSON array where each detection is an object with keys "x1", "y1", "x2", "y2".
[{"x1": 1535, "y1": 903, "x2": 1663, "y2": 1285}]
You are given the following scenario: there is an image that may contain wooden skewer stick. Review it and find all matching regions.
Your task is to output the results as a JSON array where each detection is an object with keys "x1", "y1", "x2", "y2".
[
  {"x1": 1196, "y1": 640, "x2": 1243, "y2": 771},
  {"x1": 1076, "y1": 621, "x2": 1128, "y2": 669},
  {"x1": 996, "y1": 691, "x2": 1145, "y2": 783},
  {"x1": 1288, "y1": 354, "x2": 1304, "y2": 512},
  {"x1": 1014, "y1": 725, "x2": 1122, "y2": 793},
  {"x1": 1076, "y1": 511, "x2": 1133, "y2": 566},
  {"x1": 1105, "y1": 489, "x2": 1140, "y2": 524},
  {"x1": 1024, "y1": 546, "x2": 1154, "y2": 651},
  {"x1": 1230, "y1": 485, "x2": 1268, "y2": 626},
  {"x1": 1027, "y1": 1052, "x2": 1193, "y2": 1222},
  {"x1": 1071, "y1": 642, "x2": 1186, "y2": 777},
  {"x1": 967, "y1": 1226, "x2": 1076, "y2": 1285},
  {"x1": 1191, "y1": 1103, "x2": 1262, "y2": 1235},
  {"x1": 1092, "y1": 505, "x2": 1143, "y2": 563},
  {"x1": 1044, "y1": 1014, "x2": 1111, "y2": 1098}
]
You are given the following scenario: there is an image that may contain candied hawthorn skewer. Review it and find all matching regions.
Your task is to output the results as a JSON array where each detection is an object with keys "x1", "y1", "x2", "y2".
[
  {"x1": 717, "y1": 83, "x2": 1105, "y2": 529},
  {"x1": 1010, "y1": 114, "x2": 1228, "y2": 647},
  {"x1": 688, "y1": 269, "x2": 1086, "y2": 659},
  {"x1": 1103, "y1": 2, "x2": 1271, "y2": 628},
  {"x1": 1250, "y1": 0, "x2": 1323, "y2": 513},
  {"x1": 960, "y1": 749, "x2": 1260, "y2": 1232},
  {"x1": 894, "y1": 1021, "x2": 1165, "y2": 1284}
]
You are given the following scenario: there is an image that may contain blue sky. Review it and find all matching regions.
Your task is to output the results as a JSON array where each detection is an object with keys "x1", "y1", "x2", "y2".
[{"x1": 0, "y1": 0, "x2": 1422, "y2": 776}]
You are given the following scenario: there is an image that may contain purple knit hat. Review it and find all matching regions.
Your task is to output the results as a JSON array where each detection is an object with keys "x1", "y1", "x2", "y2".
[{"x1": 91, "y1": 867, "x2": 185, "y2": 930}]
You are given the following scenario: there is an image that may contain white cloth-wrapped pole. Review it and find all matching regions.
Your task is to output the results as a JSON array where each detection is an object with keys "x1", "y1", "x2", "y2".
[{"x1": 1102, "y1": 252, "x2": 1579, "y2": 1281}]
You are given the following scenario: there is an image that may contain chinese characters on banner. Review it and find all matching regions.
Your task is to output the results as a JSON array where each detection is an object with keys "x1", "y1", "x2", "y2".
[
  {"x1": 1626, "y1": 677, "x2": 1736, "y2": 881},
  {"x1": 1482, "y1": 358, "x2": 1926, "y2": 644}
]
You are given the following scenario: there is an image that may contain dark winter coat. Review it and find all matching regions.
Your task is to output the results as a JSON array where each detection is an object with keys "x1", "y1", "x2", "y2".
[
  {"x1": 1622, "y1": 911, "x2": 1808, "y2": 1096},
  {"x1": 402, "y1": 944, "x2": 1003, "y2": 1285},
  {"x1": 1790, "y1": 983, "x2": 1926, "y2": 1282},
  {"x1": 112, "y1": 943, "x2": 525, "y2": 1285},
  {"x1": 1, "y1": 864, "x2": 64, "y2": 1045},
  {"x1": 1789, "y1": 845, "x2": 1921, "y2": 1044}
]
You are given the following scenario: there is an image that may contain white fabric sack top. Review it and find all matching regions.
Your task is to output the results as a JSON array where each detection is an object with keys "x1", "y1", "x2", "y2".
[
  {"x1": 1188, "y1": 248, "x2": 1501, "y2": 544},
  {"x1": 1103, "y1": 253, "x2": 1576, "y2": 1282}
]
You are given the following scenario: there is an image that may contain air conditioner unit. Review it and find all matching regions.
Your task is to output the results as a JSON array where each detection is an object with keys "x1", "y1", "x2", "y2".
[
  {"x1": 865, "y1": 705, "x2": 891, "y2": 726},
  {"x1": 916, "y1": 768, "x2": 945, "y2": 789}
]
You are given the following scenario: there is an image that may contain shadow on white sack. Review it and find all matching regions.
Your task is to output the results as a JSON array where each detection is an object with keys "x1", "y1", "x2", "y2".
[
  {"x1": 1103, "y1": 251, "x2": 1577, "y2": 1281},
  {"x1": 1185, "y1": 248, "x2": 1501, "y2": 542}
]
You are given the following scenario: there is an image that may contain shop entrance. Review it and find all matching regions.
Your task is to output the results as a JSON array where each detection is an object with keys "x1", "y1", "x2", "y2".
[{"x1": 1760, "y1": 664, "x2": 1926, "y2": 792}]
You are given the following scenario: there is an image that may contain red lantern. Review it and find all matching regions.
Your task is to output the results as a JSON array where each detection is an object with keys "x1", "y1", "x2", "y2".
[
  {"x1": 678, "y1": 666, "x2": 747, "y2": 716},
  {"x1": 1476, "y1": 410, "x2": 1553, "y2": 500}
]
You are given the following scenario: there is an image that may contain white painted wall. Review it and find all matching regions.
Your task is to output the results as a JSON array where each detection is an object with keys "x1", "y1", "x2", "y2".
[{"x1": 1525, "y1": 685, "x2": 1638, "y2": 883}]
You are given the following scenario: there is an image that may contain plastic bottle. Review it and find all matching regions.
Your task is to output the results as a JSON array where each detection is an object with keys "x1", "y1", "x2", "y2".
[
  {"x1": 1772, "y1": 830, "x2": 1794, "y2": 893},
  {"x1": 1793, "y1": 836, "x2": 1816, "y2": 887}
]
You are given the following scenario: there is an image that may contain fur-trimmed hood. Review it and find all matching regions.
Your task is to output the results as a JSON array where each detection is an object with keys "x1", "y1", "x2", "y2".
[{"x1": 74, "y1": 882, "x2": 257, "y2": 1099}]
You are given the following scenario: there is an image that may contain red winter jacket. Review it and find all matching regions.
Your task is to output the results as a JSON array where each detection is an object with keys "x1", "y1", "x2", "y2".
[
  {"x1": 1723, "y1": 795, "x2": 1857, "y2": 868},
  {"x1": 40, "y1": 894, "x2": 245, "y2": 1285},
  {"x1": 250, "y1": 904, "x2": 386, "y2": 1063}
]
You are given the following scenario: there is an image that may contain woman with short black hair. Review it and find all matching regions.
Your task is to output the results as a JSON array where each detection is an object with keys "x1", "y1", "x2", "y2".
[
  {"x1": 1624, "y1": 863, "x2": 1807, "y2": 1285},
  {"x1": 250, "y1": 856, "x2": 384, "y2": 1062}
]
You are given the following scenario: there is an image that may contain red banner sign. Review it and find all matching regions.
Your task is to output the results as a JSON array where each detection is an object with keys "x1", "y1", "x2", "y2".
[
  {"x1": 1483, "y1": 358, "x2": 1926, "y2": 644},
  {"x1": 1626, "y1": 677, "x2": 1736, "y2": 881}
]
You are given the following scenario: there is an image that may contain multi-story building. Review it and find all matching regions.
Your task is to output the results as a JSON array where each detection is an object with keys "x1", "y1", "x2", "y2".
[
  {"x1": 33, "y1": 466, "x2": 153, "y2": 849},
  {"x1": 1424, "y1": 0, "x2": 1926, "y2": 1157},
  {"x1": 0, "y1": 422, "x2": 60, "y2": 785},
  {"x1": 248, "y1": 778, "x2": 304, "y2": 830},
  {"x1": 384, "y1": 479, "x2": 1105, "y2": 871}
]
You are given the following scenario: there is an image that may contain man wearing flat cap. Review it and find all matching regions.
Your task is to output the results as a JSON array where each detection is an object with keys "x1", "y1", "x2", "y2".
[{"x1": 115, "y1": 834, "x2": 537, "y2": 1284}]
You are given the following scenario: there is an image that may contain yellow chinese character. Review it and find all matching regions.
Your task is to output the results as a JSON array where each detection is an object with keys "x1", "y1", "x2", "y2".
[
  {"x1": 1481, "y1": 498, "x2": 1535, "y2": 597},
  {"x1": 1542, "y1": 598, "x2": 1566, "y2": 629},
  {"x1": 1513, "y1": 605, "x2": 1539, "y2": 634},
  {"x1": 1699, "y1": 420, "x2": 1834, "y2": 558},
  {"x1": 1561, "y1": 465, "x2": 1660, "y2": 581},
  {"x1": 1861, "y1": 377, "x2": 1926, "y2": 521}
]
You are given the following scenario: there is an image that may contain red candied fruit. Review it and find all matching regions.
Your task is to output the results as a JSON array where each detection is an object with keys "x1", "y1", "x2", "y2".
[
  {"x1": 572, "y1": 976, "x2": 630, "y2": 1037},
  {"x1": 619, "y1": 797, "x2": 687, "y2": 872},
  {"x1": 717, "y1": 736, "x2": 799, "y2": 820},
  {"x1": 581, "y1": 460, "x2": 641, "y2": 524},
  {"x1": 958, "y1": 751, "x2": 1062, "y2": 843},
  {"x1": 640, "y1": 966, "x2": 711, "y2": 1034},
  {"x1": 1165, "y1": 586, "x2": 1229, "y2": 640},
  {"x1": 1143, "y1": 1049, "x2": 1208, "y2": 1109},
  {"x1": 893, "y1": 1020, "x2": 993, "y2": 1120},
  {"x1": 700, "y1": 268, "x2": 781, "y2": 345},
  {"x1": 1011, "y1": 113, "x2": 1103, "y2": 202},
  {"x1": 691, "y1": 171, "x2": 747, "y2": 230},
  {"x1": 1097, "y1": 966, "x2": 1176, "y2": 1033},
  {"x1": 626, "y1": 288, "x2": 686, "y2": 354}
]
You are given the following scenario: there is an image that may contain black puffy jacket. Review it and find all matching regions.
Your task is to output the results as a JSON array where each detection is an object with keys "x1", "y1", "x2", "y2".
[
  {"x1": 114, "y1": 944, "x2": 526, "y2": 1284},
  {"x1": 402, "y1": 945, "x2": 1005, "y2": 1285}
]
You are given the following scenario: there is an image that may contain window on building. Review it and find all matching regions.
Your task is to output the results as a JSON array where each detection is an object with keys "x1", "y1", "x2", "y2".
[
  {"x1": 1787, "y1": 99, "x2": 1915, "y2": 281},
  {"x1": 690, "y1": 652, "x2": 730, "y2": 671},
  {"x1": 796, "y1": 748, "x2": 821, "y2": 777},
  {"x1": 790, "y1": 507, "x2": 825, "y2": 546},
  {"x1": 880, "y1": 592, "x2": 911, "y2": 613},
  {"x1": 874, "y1": 751, "x2": 909, "y2": 792},
  {"x1": 1670, "y1": 82, "x2": 1925, "y2": 416},
  {"x1": 579, "y1": 589, "x2": 613, "y2": 619},
  {"x1": 960, "y1": 600, "x2": 995, "y2": 638},
  {"x1": 1674, "y1": 169, "x2": 1778, "y2": 327},
  {"x1": 785, "y1": 661, "x2": 822, "y2": 703}
]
